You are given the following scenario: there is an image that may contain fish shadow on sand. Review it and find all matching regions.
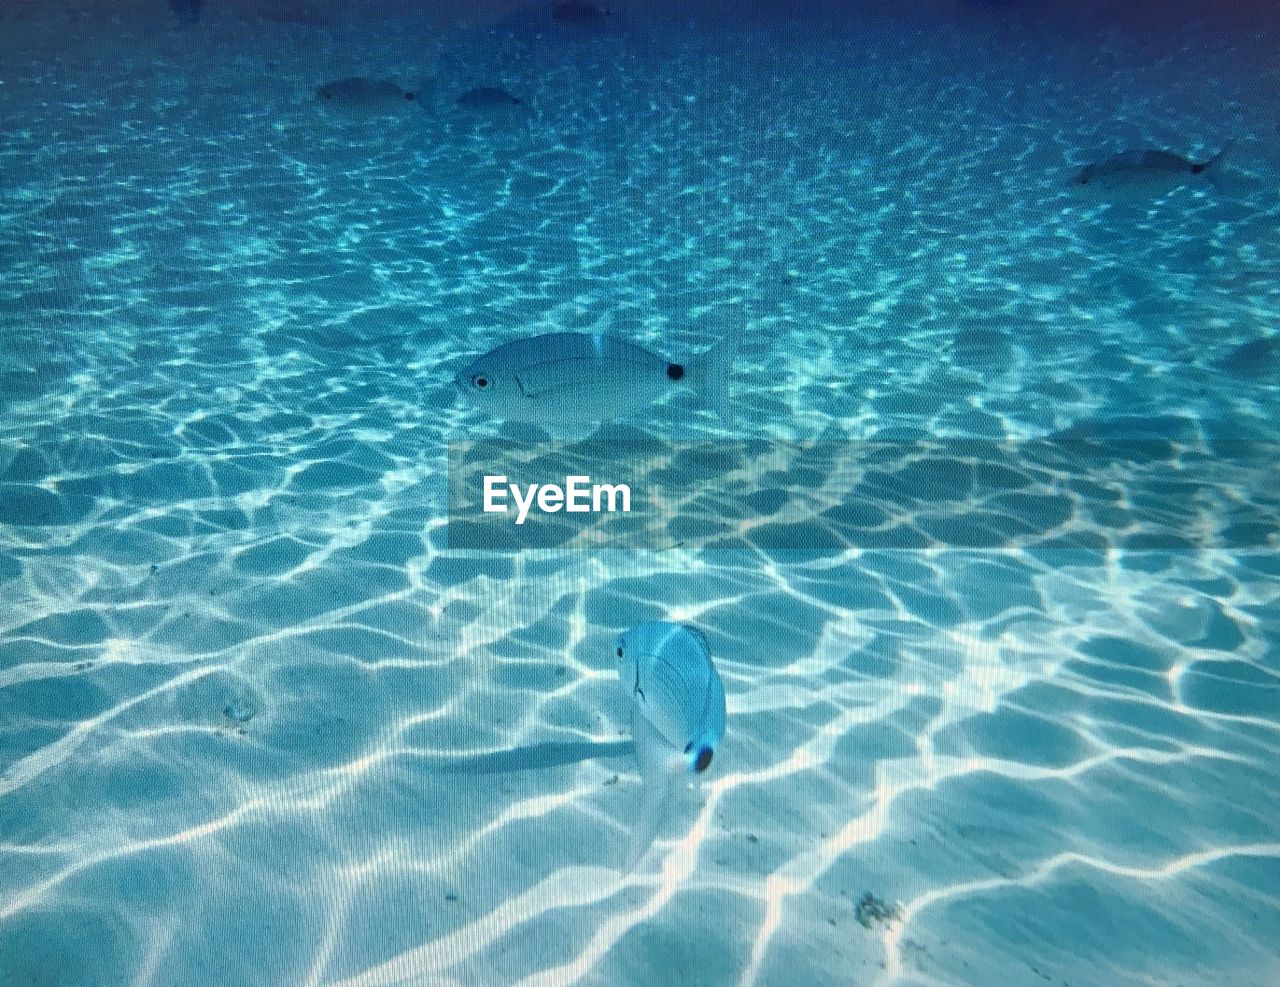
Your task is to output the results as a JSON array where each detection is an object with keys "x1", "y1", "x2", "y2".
[
  {"x1": 420, "y1": 739, "x2": 632, "y2": 774},
  {"x1": 1215, "y1": 335, "x2": 1280, "y2": 379}
]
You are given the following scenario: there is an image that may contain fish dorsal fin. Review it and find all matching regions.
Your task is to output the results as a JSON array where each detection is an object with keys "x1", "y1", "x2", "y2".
[{"x1": 680, "y1": 624, "x2": 711, "y2": 656}]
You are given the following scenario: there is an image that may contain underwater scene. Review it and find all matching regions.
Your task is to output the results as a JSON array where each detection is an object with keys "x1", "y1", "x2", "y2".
[{"x1": 1, "y1": 0, "x2": 1278, "y2": 984}]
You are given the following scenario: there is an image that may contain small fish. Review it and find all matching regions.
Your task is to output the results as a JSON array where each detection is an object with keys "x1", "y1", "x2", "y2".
[
  {"x1": 455, "y1": 331, "x2": 738, "y2": 426},
  {"x1": 615, "y1": 622, "x2": 727, "y2": 871},
  {"x1": 457, "y1": 86, "x2": 522, "y2": 110},
  {"x1": 168, "y1": 0, "x2": 202, "y2": 24},
  {"x1": 316, "y1": 77, "x2": 417, "y2": 112},
  {"x1": 241, "y1": 0, "x2": 332, "y2": 25},
  {"x1": 1072, "y1": 145, "x2": 1230, "y2": 192},
  {"x1": 553, "y1": 0, "x2": 612, "y2": 24}
]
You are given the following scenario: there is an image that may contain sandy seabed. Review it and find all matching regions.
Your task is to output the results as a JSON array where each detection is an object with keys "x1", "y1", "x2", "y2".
[{"x1": 2, "y1": 2, "x2": 1278, "y2": 985}]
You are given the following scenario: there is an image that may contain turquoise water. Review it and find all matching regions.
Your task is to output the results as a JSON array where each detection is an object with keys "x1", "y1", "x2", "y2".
[{"x1": 2, "y1": 1, "x2": 1279, "y2": 985}]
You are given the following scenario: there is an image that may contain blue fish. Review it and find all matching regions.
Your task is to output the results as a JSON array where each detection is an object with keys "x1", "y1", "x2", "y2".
[
  {"x1": 316, "y1": 77, "x2": 418, "y2": 113},
  {"x1": 615, "y1": 621, "x2": 727, "y2": 871},
  {"x1": 552, "y1": 1, "x2": 612, "y2": 24},
  {"x1": 456, "y1": 331, "x2": 738, "y2": 426},
  {"x1": 457, "y1": 86, "x2": 522, "y2": 109},
  {"x1": 1072, "y1": 145, "x2": 1230, "y2": 192},
  {"x1": 168, "y1": 0, "x2": 202, "y2": 24}
]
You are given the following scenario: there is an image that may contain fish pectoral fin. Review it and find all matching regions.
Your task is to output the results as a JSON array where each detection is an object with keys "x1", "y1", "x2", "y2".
[
  {"x1": 622, "y1": 767, "x2": 677, "y2": 874},
  {"x1": 622, "y1": 707, "x2": 686, "y2": 873}
]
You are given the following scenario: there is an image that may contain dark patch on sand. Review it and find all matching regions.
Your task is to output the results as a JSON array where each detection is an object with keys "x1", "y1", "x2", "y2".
[{"x1": 1216, "y1": 335, "x2": 1279, "y2": 378}]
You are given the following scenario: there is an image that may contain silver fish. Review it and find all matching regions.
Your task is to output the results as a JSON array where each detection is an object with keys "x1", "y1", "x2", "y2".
[
  {"x1": 457, "y1": 86, "x2": 522, "y2": 110},
  {"x1": 316, "y1": 77, "x2": 417, "y2": 112},
  {"x1": 455, "y1": 331, "x2": 737, "y2": 426},
  {"x1": 553, "y1": 1, "x2": 612, "y2": 24},
  {"x1": 168, "y1": 0, "x2": 202, "y2": 24},
  {"x1": 615, "y1": 621, "x2": 727, "y2": 871},
  {"x1": 1072, "y1": 145, "x2": 1229, "y2": 192}
]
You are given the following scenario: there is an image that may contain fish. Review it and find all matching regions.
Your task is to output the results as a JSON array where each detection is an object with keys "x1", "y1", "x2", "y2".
[
  {"x1": 455, "y1": 331, "x2": 738, "y2": 426},
  {"x1": 615, "y1": 621, "x2": 727, "y2": 871},
  {"x1": 552, "y1": 0, "x2": 611, "y2": 24},
  {"x1": 457, "y1": 86, "x2": 522, "y2": 110},
  {"x1": 168, "y1": 0, "x2": 202, "y2": 23},
  {"x1": 316, "y1": 77, "x2": 418, "y2": 112},
  {"x1": 231, "y1": 0, "x2": 333, "y2": 26},
  {"x1": 1071, "y1": 145, "x2": 1230, "y2": 192}
]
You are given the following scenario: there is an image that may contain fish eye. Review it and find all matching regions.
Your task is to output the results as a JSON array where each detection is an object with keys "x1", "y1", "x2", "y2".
[
  {"x1": 472, "y1": 374, "x2": 491, "y2": 390},
  {"x1": 616, "y1": 646, "x2": 624, "y2": 658},
  {"x1": 694, "y1": 746, "x2": 714, "y2": 773}
]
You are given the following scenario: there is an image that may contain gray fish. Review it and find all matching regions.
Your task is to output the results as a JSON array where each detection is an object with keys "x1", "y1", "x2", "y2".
[
  {"x1": 615, "y1": 622, "x2": 727, "y2": 871},
  {"x1": 455, "y1": 331, "x2": 738, "y2": 426},
  {"x1": 168, "y1": 0, "x2": 202, "y2": 23},
  {"x1": 457, "y1": 86, "x2": 522, "y2": 110},
  {"x1": 235, "y1": 0, "x2": 333, "y2": 26},
  {"x1": 1072, "y1": 145, "x2": 1230, "y2": 191},
  {"x1": 316, "y1": 77, "x2": 417, "y2": 111},
  {"x1": 553, "y1": 0, "x2": 611, "y2": 24}
]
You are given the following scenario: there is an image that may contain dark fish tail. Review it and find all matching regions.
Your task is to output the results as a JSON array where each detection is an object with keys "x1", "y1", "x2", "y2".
[
  {"x1": 1192, "y1": 140, "x2": 1233, "y2": 178},
  {"x1": 689, "y1": 331, "x2": 739, "y2": 424}
]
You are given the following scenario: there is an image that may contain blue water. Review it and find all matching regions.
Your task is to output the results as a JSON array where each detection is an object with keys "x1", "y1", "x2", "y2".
[{"x1": 2, "y1": 1, "x2": 1278, "y2": 985}]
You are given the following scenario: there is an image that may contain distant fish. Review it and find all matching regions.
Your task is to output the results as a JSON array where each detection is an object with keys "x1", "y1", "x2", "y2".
[
  {"x1": 615, "y1": 622, "x2": 727, "y2": 871},
  {"x1": 455, "y1": 331, "x2": 738, "y2": 426},
  {"x1": 1215, "y1": 335, "x2": 1279, "y2": 378},
  {"x1": 1072, "y1": 145, "x2": 1230, "y2": 192},
  {"x1": 168, "y1": 0, "x2": 202, "y2": 23},
  {"x1": 552, "y1": 0, "x2": 612, "y2": 24},
  {"x1": 316, "y1": 77, "x2": 417, "y2": 112},
  {"x1": 456, "y1": 86, "x2": 522, "y2": 110},
  {"x1": 231, "y1": 0, "x2": 332, "y2": 26}
]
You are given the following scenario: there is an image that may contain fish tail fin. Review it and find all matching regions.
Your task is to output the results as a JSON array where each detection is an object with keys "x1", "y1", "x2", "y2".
[
  {"x1": 1197, "y1": 141, "x2": 1233, "y2": 183},
  {"x1": 689, "y1": 330, "x2": 740, "y2": 425},
  {"x1": 622, "y1": 767, "x2": 677, "y2": 874},
  {"x1": 623, "y1": 708, "x2": 687, "y2": 874}
]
